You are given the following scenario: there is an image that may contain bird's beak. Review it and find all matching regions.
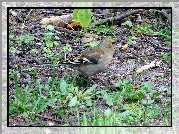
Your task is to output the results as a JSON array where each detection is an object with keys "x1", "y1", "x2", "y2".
[
  {"x1": 115, "y1": 43, "x2": 121, "y2": 48},
  {"x1": 112, "y1": 38, "x2": 120, "y2": 48}
]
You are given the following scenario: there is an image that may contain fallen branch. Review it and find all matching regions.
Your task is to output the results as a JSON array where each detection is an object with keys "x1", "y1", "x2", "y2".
[
  {"x1": 141, "y1": 34, "x2": 171, "y2": 51},
  {"x1": 136, "y1": 60, "x2": 161, "y2": 74},
  {"x1": 91, "y1": 9, "x2": 144, "y2": 27},
  {"x1": 150, "y1": 9, "x2": 171, "y2": 29}
]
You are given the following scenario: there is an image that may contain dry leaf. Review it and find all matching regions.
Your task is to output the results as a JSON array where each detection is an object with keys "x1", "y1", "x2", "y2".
[
  {"x1": 40, "y1": 14, "x2": 72, "y2": 28},
  {"x1": 121, "y1": 43, "x2": 128, "y2": 50},
  {"x1": 67, "y1": 22, "x2": 82, "y2": 30}
]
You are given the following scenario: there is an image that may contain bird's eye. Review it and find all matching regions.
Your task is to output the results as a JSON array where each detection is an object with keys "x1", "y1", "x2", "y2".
[{"x1": 111, "y1": 41, "x2": 117, "y2": 45}]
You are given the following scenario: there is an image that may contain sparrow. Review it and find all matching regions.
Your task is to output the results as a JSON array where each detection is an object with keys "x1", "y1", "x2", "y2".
[{"x1": 58, "y1": 37, "x2": 117, "y2": 77}]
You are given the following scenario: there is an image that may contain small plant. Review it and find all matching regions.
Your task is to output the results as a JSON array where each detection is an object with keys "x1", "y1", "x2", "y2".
[
  {"x1": 30, "y1": 48, "x2": 38, "y2": 56},
  {"x1": 44, "y1": 33, "x2": 54, "y2": 48},
  {"x1": 72, "y1": 9, "x2": 92, "y2": 31},
  {"x1": 96, "y1": 90, "x2": 114, "y2": 106},
  {"x1": 62, "y1": 43, "x2": 72, "y2": 52},
  {"x1": 127, "y1": 36, "x2": 137, "y2": 45},
  {"x1": 114, "y1": 80, "x2": 154, "y2": 100},
  {"x1": 160, "y1": 52, "x2": 171, "y2": 63},
  {"x1": 43, "y1": 25, "x2": 56, "y2": 48},
  {"x1": 90, "y1": 12, "x2": 116, "y2": 36},
  {"x1": 121, "y1": 20, "x2": 133, "y2": 28},
  {"x1": 13, "y1": 34, "x2": 34, "y2": 46},
  {"x1": 10, "y1": 47, "x2": 20, "y2": 54},
  {"x1": 43, "y1": 47, "x2": 53, "y2": 58},
  {"x1": 72, "y1": 2, "x2": 93, "y2": 31},
  {"x1": 42, "y1": 25, "x2": 61, "y2": 58},
  {"x1": 95, "y1": 24, "x2": 116, "y2": 36},
  {"x1": 68, "y1": 84, "x2": 97, "y2": 107},
  {"x1": 132, "y1": 23, "x2": 154, "y2": 34}
]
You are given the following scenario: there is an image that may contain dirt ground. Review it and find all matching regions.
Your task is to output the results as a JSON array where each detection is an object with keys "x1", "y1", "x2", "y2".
[{"x1": 2, "y1": 2, "x2": 178, "y2": 133}]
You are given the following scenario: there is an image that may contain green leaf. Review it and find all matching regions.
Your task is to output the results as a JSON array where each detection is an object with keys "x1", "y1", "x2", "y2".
[
  {"x1": 73, "y1": 9, "x2": 92, "y2": 30},
  {"x1": 55, "y1": 36, "x2": 60, "y2": 40},
  {"x1": 77, "y1": 9, "x2": 92, "y2": 28},
  {"x1": 10, "y1": 47, "x2": 20, "y2": 54},
  {"x1": 46, "y1": 41, "x2": 53, "y2": 47},
  {"x1": 121, "y1": 20, "x2": 132, "y2": 27},
  {"x1": 86, "y1": 99, "x2": 92, "y2": 106},
  {"x1": 36, "y1": 96, "x2": 58, "y2": 113},
  {"x1": 131, "y1": 36, "x2": 137, "y2": 40},
  {"x1": 162, "y1": 42, "x2": 171, "y2": 45},
  {"x1": 150, "y1": 90, "x2": 163, "y2": 98},
  {"x1": 32, "y1": 97, "x2": 40, "y2": 113},
  {"x1": 131, "y1": 40, "x2": 137, "y2": 44},
  {"x1": 63, "y1": 43, "x2": 72, "y2": 52},
  {"x1": 53, "y1": 41, "x2": 59, "y2": 46},
  {"x1": 114, "y1": 81, "x2": 122, "y2": 88},
  {"x1": 68, "y1": 96, "x2": 77, "y2": 107},
  {"x1": 23, "y1": 112, "x2": 29, "y2": 122},
  {"x1": 30, "y1": 49, "x2": 38, "y2": 55},
  {"x1": 60, "y1": 79, "x2": 68, "y2": 93},
  {"x1": 47, "y1": 25, "x2": 54, "y2": 31},
  {"x1": 72, "y1": 9, "x2": 80, "y2": 22},
  {"x1": 106, "y1": 97, "x2": 113, "y2": 106},
  {"x1": 82, "y1": 112, "x2": 88, "y2": 126},
  {"x1": 141, "y1": 82, "x2": 154, "y2": 91},
  {"x1": 83, "y1": 84, "x2": 97, "y2": 96},
  {"x1": 104, "y1": 109, "x2": 112, "y2": 117}
]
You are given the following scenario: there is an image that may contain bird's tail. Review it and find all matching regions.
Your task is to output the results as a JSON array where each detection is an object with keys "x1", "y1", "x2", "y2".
[{"x1": 30, "y1": 60, "x2": 82, "y2": 69}]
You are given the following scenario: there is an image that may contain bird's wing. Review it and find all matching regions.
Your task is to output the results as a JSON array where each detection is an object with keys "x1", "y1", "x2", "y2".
[
  {"x1": 80, "y1": 47, "x2": 105, "y2": 64},
  {"x1": 55, "y1": 47, "x2": 105, "y2": 65}
]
